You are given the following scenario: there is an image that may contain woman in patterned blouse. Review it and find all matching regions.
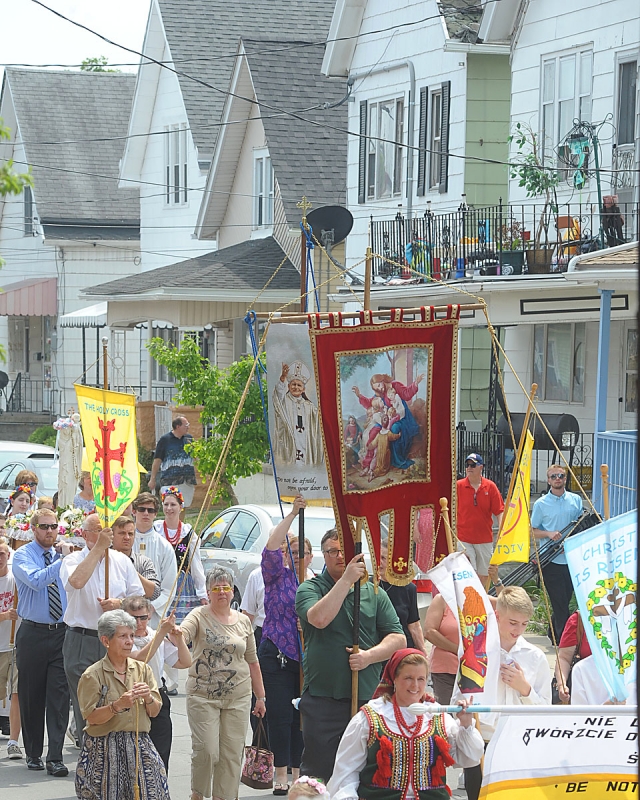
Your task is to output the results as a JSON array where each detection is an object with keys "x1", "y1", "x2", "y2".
[{"x1": 261, "y1": 495, "x2": 313, "y2": 795}]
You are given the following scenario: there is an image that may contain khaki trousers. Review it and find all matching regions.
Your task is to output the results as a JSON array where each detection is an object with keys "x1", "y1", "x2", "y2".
[{"x1": 187, "y1": 693, "x2": 251, "y2": 799}]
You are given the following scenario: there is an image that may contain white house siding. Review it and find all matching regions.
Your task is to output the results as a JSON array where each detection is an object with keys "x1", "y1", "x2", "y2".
[
  {"x1": 341, "y1": 0, "x2": 469, "y2": 271},
  {"x1": 138, "y1": 53, "x2": 215, "y2": 271},
  {"x1": 508, "y1": 0, "x2": 639, "y2": 210}
]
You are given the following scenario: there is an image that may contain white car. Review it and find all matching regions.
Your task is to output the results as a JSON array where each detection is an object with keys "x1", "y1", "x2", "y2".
[
  {"x1": 199, "y1": 504, "x2": 372, "y2": 604},
  {"x1": 0, "y1": 441, "x2": 58, "y2": 507}
]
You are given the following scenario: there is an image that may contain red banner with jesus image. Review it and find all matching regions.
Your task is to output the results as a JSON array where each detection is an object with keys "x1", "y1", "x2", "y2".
[{"x1": 308, "y1": 306, "x2": 459, "y2": 584}]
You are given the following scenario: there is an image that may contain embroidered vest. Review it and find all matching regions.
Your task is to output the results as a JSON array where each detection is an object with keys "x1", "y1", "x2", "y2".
[
  {"x1": 174, "y1": 529, "x2": 193, "y2": 572},
  {"x1": 358, "y1": 705, "x2": 451, "y2": 800}
]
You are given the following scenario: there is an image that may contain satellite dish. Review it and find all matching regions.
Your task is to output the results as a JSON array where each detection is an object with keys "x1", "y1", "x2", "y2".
[
  {"x1": 307, "y1": 206, "x2": 353, "y2": 247},
  {"x1": 0, "y1": 372, "x2": 8, "y2": 392}
]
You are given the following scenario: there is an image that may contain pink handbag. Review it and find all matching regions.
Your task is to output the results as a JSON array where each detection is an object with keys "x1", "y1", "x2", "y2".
[{"x1": 241, "y1": 718, "x2": 274, "y2": 789}]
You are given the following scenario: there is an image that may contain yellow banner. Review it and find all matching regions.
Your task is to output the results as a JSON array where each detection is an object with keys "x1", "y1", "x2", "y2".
[
  {"x1": 74, "y1": 385, "x2": 140, "y2": 526},
  {"x1": 480, "y1": 774, "x2": 637, "y2": 798},
  {"x1": 490, "y1": 430, "x2": 534, "y2": 565}
]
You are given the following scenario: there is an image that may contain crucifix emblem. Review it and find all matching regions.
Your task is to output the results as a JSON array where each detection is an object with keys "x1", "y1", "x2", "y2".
[
  {"x1": 94, "y1": 418, "x2": 127, "y2": 504},
  {"x1": 394, "y1": 556, "x2": 408, "y2": 571},
  {"x1": 297, "y1": 196, "x2": 312, "y2": 225}
]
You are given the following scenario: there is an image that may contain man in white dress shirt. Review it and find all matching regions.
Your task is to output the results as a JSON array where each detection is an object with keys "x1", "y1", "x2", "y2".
[{"x1": 60, "y1": 513, "x2": 143, "y2": 743}]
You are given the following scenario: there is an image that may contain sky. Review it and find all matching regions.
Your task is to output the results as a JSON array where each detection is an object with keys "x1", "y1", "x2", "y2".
[{"x1": 0, "y1": 0, "x2": 150, "y2": 82}]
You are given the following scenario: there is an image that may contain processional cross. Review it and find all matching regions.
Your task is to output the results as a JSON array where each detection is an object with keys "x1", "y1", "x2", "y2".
[{"x1": 94, "y1": 419, "x2": 127, "y2": 504}]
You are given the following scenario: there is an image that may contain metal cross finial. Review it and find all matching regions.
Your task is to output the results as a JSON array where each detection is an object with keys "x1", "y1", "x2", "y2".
[{"x1": 297, "y1": 196, "x2": 312, "y2": 223}]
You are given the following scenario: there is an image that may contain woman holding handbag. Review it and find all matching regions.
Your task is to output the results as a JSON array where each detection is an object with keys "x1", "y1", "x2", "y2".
[
  {"x1": 181, "y1": 566, "x2": 266, "y2": 800},
  {"x1": 260, "y1": 495, "x2": 313, "y2": 795}
]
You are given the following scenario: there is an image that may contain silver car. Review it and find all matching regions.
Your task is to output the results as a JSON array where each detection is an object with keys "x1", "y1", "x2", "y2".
[
  {"x1": 199, "y1": 504, "x2": 341, "y2": 604},
  {"x1": 0, "y1": 442, "x2": 59, "y2": 508}
]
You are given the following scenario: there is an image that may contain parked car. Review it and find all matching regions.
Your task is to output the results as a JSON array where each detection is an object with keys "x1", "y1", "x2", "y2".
[
  {"x1": 199, "y1": 503, "x2": 373, "y2": 604},
  {"x1": 0, "y1": 442, "x2": 58, "y2": 509}
]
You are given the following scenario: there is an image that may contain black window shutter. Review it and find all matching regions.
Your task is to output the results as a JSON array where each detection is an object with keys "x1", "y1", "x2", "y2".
[
  {"x1": 417, "y1": 87, "x2": 428, "y2": 197},
  {"x1": 439, "y1": 80, "x2": 451, "y2": 194},
  {"x1": 358, "y1": 100, "x2": 367, "y2": 204}
]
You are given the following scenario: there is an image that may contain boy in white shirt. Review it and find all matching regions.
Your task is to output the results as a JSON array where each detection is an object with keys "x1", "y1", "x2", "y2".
[{"x1": 464, "y1": 585, "x2": 552, "y2": 800}]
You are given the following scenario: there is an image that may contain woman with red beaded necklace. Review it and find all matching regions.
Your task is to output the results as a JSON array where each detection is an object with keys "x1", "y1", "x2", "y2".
[
  {"x1": 327, "y1": 649, "x2": 483, "y2": 800},
  {"x1": 154, "y1": 487, "x2": 207, "y2": 623}
]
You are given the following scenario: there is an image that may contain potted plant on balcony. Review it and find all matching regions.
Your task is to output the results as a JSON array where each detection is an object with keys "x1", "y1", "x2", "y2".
[
  {"x1": 509, "y1": 122, "x2": 560, "y2": 273},
  {"x1": 498, "y1": 219, "x2": 526, "y2": 274}
]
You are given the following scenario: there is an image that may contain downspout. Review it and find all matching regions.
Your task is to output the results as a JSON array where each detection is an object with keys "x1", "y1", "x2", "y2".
[{"x1": 347, "y1": 59, "x2": 416, "y2": 220}]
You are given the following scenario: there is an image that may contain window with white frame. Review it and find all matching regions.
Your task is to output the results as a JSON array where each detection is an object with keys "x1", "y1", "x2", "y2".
[
  {"x1": 253, "y1": 150, "x2": 274, "y2": 228},
  {"x1": 541, "y1": 50, "x2": 592, "y2": 166},
  {"x1": 533, "y1": 322, "x2": 585, "y2": 403},
  {"x1": 428, "y1": 90, "x2": 442, "y2": 190},
  {"x1": 366, "y1": 97, "x2": 404, "y2": 200},
  {"x1": 151, "y1": 326, "x2": 179, "y2": 382},
  {"x1": 165, "y1": 124, "x2": 188, "y2": 205},
  {"x1": 617, "y1": 59, "x2": 638, "y2": 146},
  {"x1": 24, "y1": 186, "x2": 34, "y2": 235}
]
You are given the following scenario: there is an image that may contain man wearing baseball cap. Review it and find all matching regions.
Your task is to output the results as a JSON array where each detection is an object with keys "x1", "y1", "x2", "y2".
[{"x1": 457, "y1": 453, "x2": 504, "y2": 586}]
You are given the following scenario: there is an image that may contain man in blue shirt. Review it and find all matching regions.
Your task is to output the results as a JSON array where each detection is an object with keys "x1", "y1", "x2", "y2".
[
  {"x1": 12, "y1": 507, "x2": 72, "y2": 776},
  {"x1": 531, "y1": 464, "x2": 583, "y2": 641}
]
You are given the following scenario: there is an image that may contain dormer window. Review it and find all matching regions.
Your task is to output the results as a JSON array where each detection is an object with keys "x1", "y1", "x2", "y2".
[
  {"x1": 165, "y1": 124, "x2": 188, "y2": 205},
  {"x1": 253, "y1": 149, "x2": 274, "y2": 228}
]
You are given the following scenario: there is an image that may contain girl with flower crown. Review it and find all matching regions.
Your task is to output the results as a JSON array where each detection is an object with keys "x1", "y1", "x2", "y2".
[
  {"x1": 5, "y1": 485, "x2": 35, "y2": 546},
  {"x1": 327, "y1": 649, "x2": 483, "y2": 800},
  {"x1": 154, "y1": 487, "x2": 207, "y2": 623}
]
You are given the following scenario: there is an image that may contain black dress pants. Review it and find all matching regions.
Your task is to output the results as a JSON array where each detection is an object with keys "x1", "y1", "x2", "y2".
[
  {"x1": 16, "y1": 621, "x2": 69, "y2": 762},
  {"x1": 259, "y1": 637, "x2": 303, "y2": 769},
  {"x1": 150, "y1": 683, "x2": 172, "y2": 773},
  {"x1": 299, "y1": 690, "x2": 351, "y2": 784},
  {"x1": 542, "y1": 561, "x2": 574, "y2": 642}
]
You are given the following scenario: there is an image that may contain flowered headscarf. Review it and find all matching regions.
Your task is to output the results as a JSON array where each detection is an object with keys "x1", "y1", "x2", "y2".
[
  {"x1": 11, "y1": 484, "x2": 34, "y2": 501},
  {"x1": 161, "y1": 486, "x2": 184, "y2": 506}
]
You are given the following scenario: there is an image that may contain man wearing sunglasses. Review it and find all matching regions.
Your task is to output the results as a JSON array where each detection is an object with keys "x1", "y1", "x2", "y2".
[
  {"x1": 110, "y1": 516, "x2": 160, "y2": 601},
  {"x1": 531, "y1": 465, "x2": 583, "y2": 641},
  {"x1": 130, "y1": 493, "x2": 177, "y2": 629},
  {"x1": 11, "y1": 508, "x2": 73, "y2": 775},
  {"x1": 457, "y1": 453, "x2": 504, "y2": 587}
]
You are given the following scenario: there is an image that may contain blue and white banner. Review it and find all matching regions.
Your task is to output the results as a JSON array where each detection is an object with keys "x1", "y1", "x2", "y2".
[{"x1": 565, "y1": 510, "x2": 637, "y2": 702}]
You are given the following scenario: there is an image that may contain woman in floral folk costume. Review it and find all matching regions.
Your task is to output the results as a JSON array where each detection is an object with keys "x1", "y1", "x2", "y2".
[
  {"x1": 154, "y1": 487, "x2": 207, "y2": 621},
  {"x1": 327, "y1": 649, "x2": 483, "y2": 800}
]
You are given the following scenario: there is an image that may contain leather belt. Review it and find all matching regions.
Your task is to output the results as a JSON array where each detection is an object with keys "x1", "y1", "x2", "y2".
[
  {"x1": 23, "y1": 619, "x2": 66, "y2": 630},
  {"x1": 69, "y1": 626, "x2": 99, "y2": 637}
]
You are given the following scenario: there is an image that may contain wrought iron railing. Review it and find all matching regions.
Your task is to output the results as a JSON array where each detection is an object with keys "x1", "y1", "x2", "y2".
[
  {"x1": 4, "y1": 373, "x2": 61, "y2": 416},
  {"x1": 370, "y1": 200, "x2": 638, "y2": 282},
  {"x1": 594, "y1": 430, "x2": 637, "y2": 517},
  {"x1": 456, "y1": 427, "x2": 595, "y2": 499},
  {"x1": 110, "y1": 383, "x2": 179, "y2": 403}
]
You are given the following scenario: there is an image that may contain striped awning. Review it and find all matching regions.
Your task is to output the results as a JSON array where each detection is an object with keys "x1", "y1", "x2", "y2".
[
  {"x1": 59, "y1": 302, "x2": 107, "y2": 328},
  {"x1": 0, "y1": 277, "x2": 57, "y2": 316}
]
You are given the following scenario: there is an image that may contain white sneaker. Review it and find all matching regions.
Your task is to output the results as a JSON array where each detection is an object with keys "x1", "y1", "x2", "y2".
[{"x1": 8, "y1": 742, "x2": 23, "y2": 759}]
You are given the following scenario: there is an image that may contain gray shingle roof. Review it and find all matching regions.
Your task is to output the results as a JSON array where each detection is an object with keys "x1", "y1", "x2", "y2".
[
  {"x1": 83, "y1": 236, "x2": 299, "y2": 296},
  {"x1": 439, "y1": 0, "x2": 482, "y2": 42},
  {"x1": 243, "y1": 38, "x2": 348, "y2": 224},
  {"x1": 4, "y1": 68, "x2": 139, "y2": 232},
  {"x1": 158, "y1": 0, "x2": 334, "y2": 156}
]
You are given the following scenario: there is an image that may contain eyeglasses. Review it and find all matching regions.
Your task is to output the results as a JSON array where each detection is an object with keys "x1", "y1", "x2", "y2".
[
  {"x1": 136, "y1": 507, "x2": 157, "y2": 514},
  {"x1": 27, "y1": 482, "x2": 38, "y2": 487},
  {"x1": 209, "y1": 585, "x2": 232, "y2": 593},
  {"x1": 549, "y1": 473, "x2": 566, "y2": 480},
  {"x1": 131, "y1": 614, "x2": 149, "y2": 621},
  {"x1": 323, "y1": 548, "x2": 343, "y2": 558},
  {"x1": 466, "y1": 462, "x2": 479, "y2": 468},
  {"x1": 37, "y1": 523, "x2": 58, "y2": 531}
]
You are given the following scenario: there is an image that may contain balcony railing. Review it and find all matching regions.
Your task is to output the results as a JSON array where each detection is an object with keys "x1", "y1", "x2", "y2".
[
  {"x1": 595, "y1": 430, "x2": 637, "y2": 517},
  {"x1": 369, "y1": 200, "x2": 638, "y2": 283},
  {"x1": 3, "y1": 374, "x2": 61, "y2": 417}
]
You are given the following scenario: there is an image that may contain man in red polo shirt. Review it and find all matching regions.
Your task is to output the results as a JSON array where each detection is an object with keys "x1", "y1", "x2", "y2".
[{"x1": 457, "y1": 453, "x2": 504, "y2": 586}]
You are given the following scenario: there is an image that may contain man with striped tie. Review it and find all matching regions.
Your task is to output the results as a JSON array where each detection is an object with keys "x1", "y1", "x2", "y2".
[{"x1": 12, "y1": 507, "x2": 73, "y2": 776}]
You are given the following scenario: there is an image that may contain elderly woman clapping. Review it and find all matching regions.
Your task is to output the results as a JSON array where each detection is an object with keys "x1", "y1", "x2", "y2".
[
  {"x1": 181, "y1": 566, "x2": 266, "y2": 800},
  {"x1": 75, "y1": 610, "x2": 169, "y2": 800}
]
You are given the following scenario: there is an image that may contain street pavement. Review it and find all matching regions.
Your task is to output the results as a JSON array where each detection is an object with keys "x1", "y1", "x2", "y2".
[{"x1": 0, "y1": 627, "x2": 557, "y2": 800}]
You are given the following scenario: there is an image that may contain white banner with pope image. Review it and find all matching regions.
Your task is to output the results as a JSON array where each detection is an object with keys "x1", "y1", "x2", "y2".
[
  {"x1": 427, "y1": 551, "x2": 500, "y2": 702},
  {"x1": 266, "y1": 323, "x2": 331, "y2": 501},
  {"x1": 564, "y1": 510, "x2": 637, "y2": 702}
]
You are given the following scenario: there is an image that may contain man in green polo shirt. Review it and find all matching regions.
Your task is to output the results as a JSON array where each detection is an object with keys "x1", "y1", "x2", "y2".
[{"x1": 295, "y1": 528, "x2": 405, "y2": 782}]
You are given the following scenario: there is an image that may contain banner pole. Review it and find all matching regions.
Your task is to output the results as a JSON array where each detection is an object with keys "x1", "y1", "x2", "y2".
[
  {"x1": 439, "y1": 497, "x2": 455, "y2": 555},
  {"x1": 364, "y1": 247, "x2": 372, "y2": 312},
  {"x1": 102, "y1": 335, "x2": 110, "y2": 598},
  {"x1": 351, "y1": 520, "x2": 362, "y2": 717},
  {"x1": 495, "y1": 383, "x2": 537, "y2": 544},
  {"x1": 600, "y1": 464, "x2": 610, "y2": 520},
  {"x1": 298, "y1": 506, "x2": 306, "y2": 706}
]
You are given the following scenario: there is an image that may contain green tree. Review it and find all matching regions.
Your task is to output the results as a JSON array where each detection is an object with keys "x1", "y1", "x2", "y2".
[
  {"x1": 80, "y1": 56, "x2": 119, "y2": 73},
  {"x1": 147, "y1": 336, "x2": 269, "y2": 504}
]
